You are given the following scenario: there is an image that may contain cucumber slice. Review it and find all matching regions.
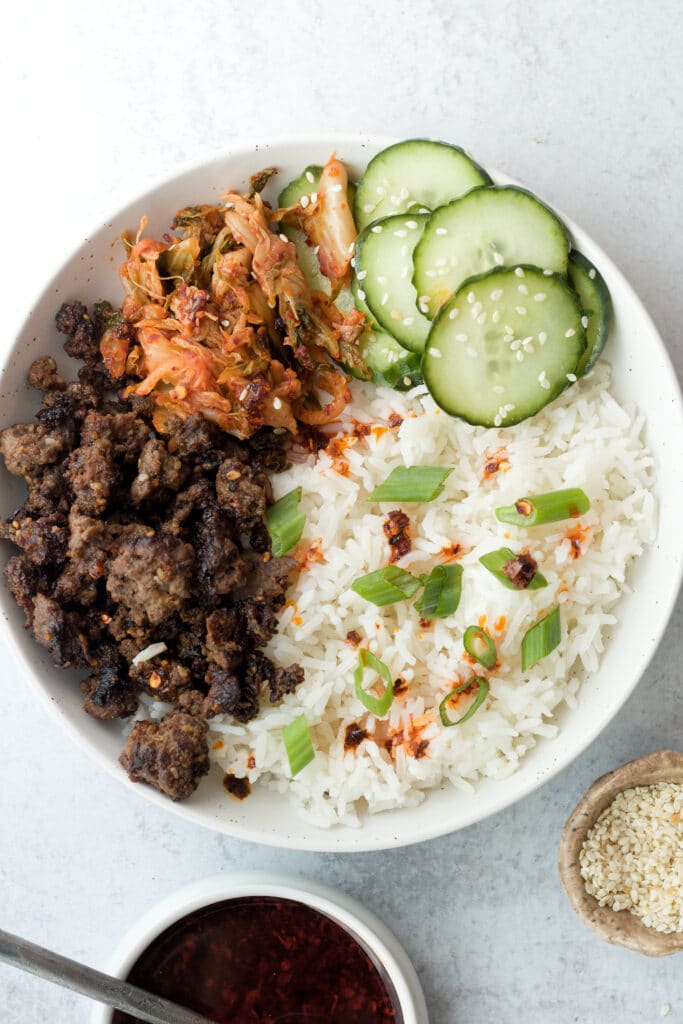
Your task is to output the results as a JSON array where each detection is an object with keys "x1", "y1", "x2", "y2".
[
  {"x1": 413, "y1": 186, "x2": 570, "y2": 319},
  {"x1": 335, "y1": 280, "x2": 422, "y2": 388},
  {"x1": 568, "y1": 250, "x2": 612, "y2": 376},
  {"x1": 422, "y1": 266, "x2": 585, "y2": 427},
  {"x1": 277, "y1": 166, "x2": 356, "y2": 293},
  {"x1": 354, "y1": 213, "x2": 431, "y2": 353},
  {"x1": 354, "y1": 140, "x2": 490, "y2": 231}
]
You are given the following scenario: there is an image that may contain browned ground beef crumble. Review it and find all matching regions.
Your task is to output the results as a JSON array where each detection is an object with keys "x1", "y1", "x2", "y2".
[{"x1": 0, "y1": 303, "x2": 304, "y2": 800}]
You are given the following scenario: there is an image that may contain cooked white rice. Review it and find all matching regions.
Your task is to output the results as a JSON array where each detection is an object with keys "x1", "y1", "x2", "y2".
[{"x1": 136, "y1": 361, "x2": 656, "y2": 827}]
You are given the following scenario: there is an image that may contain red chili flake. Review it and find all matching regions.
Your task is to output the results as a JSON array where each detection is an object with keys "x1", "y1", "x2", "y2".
[
  {"x1": 387, "y1": 411, "x2": 403, "y2": 429},
  {"x1": 564, "y1": 522, "x2": 591, "y2": 558},
  {"x1": 502, "y1": 550, "x2": 538, "y2": 589},
  {"x1": 393, "y1": 677, "x2": 409, "y2": 697},
  {"x1": 325, "y1": 433, "x2": 358, "y2": 475},
  {"x1": 246, "y1": 754, "x2": 256, "y2": 770},
  {"x1": 483, "y1": 445, "x2": 511, "y2": 479},
  {"x1": 296, "y1": 425, "x2": 329, "y2": 453},
  {"x1": 385, "y1": 714, "x2": 432, "y2": 760},
  {"x1": 440, "y1": 542, "x2": 461, "y2": 562},
  {"x1": 222, "y1": 773, "x2": 251, "y2": 801},
  {"x1": 346, "y1": 629, "x2": 363, "y2": 647},
  {"x1": 296, "y1": 539, "x2": 326, "y2": 571},
  {"x1": 383, "y1": 509, "x2": 412, "y2": 563},
  {"x1": 344, "y1": 722, "x2": 368, "y2": 750},
  {"x1": 352, "y1": 419, "x2": 372, "y2": 437},
  {"x1": 418, "y1": 617, "x2": 434, "y2": 630}
]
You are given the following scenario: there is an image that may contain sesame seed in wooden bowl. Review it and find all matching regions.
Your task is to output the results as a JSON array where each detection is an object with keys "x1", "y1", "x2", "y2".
[{"x1": 558, "y1": 750, "x2": 683, "y2": 956}]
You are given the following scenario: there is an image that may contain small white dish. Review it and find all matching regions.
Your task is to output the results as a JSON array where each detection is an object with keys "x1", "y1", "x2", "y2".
[
  {"x1": 90, "y1": 871, "x2": 428, "y2": 1023},
  {"x1": 1, "y1": 135, "x2": 682, "y2": 850}
]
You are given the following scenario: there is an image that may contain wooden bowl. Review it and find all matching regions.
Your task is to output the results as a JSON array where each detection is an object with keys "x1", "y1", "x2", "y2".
[{"x1": 558, "y1": 750, "x2": 683, "y2": 956}]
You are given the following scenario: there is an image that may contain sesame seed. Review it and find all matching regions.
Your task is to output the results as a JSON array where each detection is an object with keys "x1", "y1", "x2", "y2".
[
  {"x1": 399, "y1": 186, "x2": 409, "y2": 200},
  {"x1": 525, "y1": 343, "x2": 535, "y2": 353},
  {"x1": 380, "y1": 293, "x2": 389, "y2": 305},
  {"x1": 467, "y1": 291, "x2": 476, "y2": 304},
  {"x1": 435, "y1": 257, "x2": 448, "y2": 268},
  {"x1": 504, "y1": 324, "x2": 514, "y2": 334},
  {"x1": 511, "y1": 339, "x2": 522, "y2": 351},
  {"x1": 348, "y1": 242, "x2": 355, "y2": 254},
  {"x1": 403, "y1": 376, "x2": 411, "y2": 386},
  {"x1": 300, "y1": 195, "x2": 309, "y2": 209},
  {"x1": 428, "y1": 347, "x2": 442, "y2": 358},
  {"x1": 515, "y1": 306, "x2": 527, "y2": 315},
  {"x1": 305, "y1": 171, "x2": 315, "y2": 183},
  {"x1": 239, "y1": 387, "x2": 249, "y2": 401},
  {"x1": 279, "y1": 233, "x2": 289, "y2": 243},
  {"x1": 371, "y1": 225, "x2": 383, "y2": 234},
  {"x1": 401, "y1": 245, "x2": 408, "y2": 257},
  {"x1": 435, "y1": 227, "x2": 448, "y2": 236},
  {"x1": 538, "y1": 331, "x2": 548, "y2": 343},
  {"x1": 566, "y1": 373, "x2": 578, "y2": 382},
  {"x1": 331, "y1": 182, "x2": 344, "y2": 192},
  {"x1": 504, "y1": 334, "x2": 514, "y2": 344},
  {"x1": 273, "y1": 396, "x2": 282, "y2": 409},
  {"x1": 393, "y1": 229, "x2": 407, "y2": 238},
  {"x1": 543, "y1": 268, "x2": 553, "y2": 276},
  {"x1": 455, "y1": 333, "x2": 468, "y2": 342},
  {"x1": 417, "y1": 207, "x2": 430, "y2": 214},
  {"x1": 477, "y1": 312, "x2": 487, "y2": 325},
  {"x1": 515, "y1": 351, "x2": 524, "y2": 362},
  {"x1": 534, "y1": 292, "x2": 547, "y2": 302},
  {"x1": 515, "y1": 267, "x2": 525, "y2": 278},
  {"x1": 405, "y1": 220, "x2": 419, "y2": 229},
  {"x1": 565, "y1": 328, "x2": 576, "y2": 337},
  {"x1": 349, "y1": 256, "x2": 355, "y2": 267},
  {"x1": 471, "y1": 301, "x2": 483, "y2": 318},
  {"x1": 357, "y1": 289, "x2": 366, "y2": 301},
  {"x1": 403, "y1": 316, "x2": 414, "y2": 325},
  {"x1": 538, "y1": 371, "x2": 550, "y2": 389},
  {"x1": 588, "y1": 267, "x2": 596, "y2": 279},
  {"x1": 490, "y1": 289, "x2": 503, "y2": 301},
  {"x1": 491, "y1": 311, "x2": 500, "y2": 323},
  {"x1": 581, "y1": 315, "x2": 589, "y2": 328},
  {"x1": 221, "y1": 320, "x2": 230, "y2": 328},
  {"x1": 493, "y1": 252, "x2": 505, "y2": 265},
  {"x1": 521, "y1": 336, "x2": 533, "y2": 347},
  {"x1": 375, "y1": 186, "x2": 386, "y2": 196},
  {"x1": 494, "y1": 415, "x2": 502, "y2": 426},
  {"x1": 518, "y1": 284, "x2": 529, "y2": 295},
  {"x1": 310, "y1": 192, "x2": 318, "y2": 203},
  {"x1": 418, "y1": 299, "x2": 429, "y2": 313},
  {"x1": 357, "y1": 269, "x2": 367, "y2": 281}
]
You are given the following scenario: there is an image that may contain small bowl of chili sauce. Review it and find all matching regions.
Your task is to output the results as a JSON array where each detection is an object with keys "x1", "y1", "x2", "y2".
[{"x1": 92, "y1": 872, "x2": 428, "y2": 1024}]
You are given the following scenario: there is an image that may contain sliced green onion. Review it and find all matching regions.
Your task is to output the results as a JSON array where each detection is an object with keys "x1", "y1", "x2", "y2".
[
  {"x1": 266, "y1": 487, "x2": 306, "y2": 556},
  {"x1": 521, "y1": 605, "x2": 561, "y2": 670},
  {"x1": 354, "y1": 649, "x2": 394, "y2": 717},
  {"x1": 463, "y1": 625, "x2": 497, "y2": 668},
  {"x1": 439, "y1": 676, "x2": 489, "y2": 727},
  {"x1": 414, "y1": 564, "x2": 463, "y2": 619},
  {"x1": 479, "y1": 548, "x2": 547, "y2": 590},
  {"x1": 369, "y1": 465, "x2": 453, "y2": 502},
  {"x1": 351, "y1": 565, "x2": 422, "y2": 606},
  {"x1": 283, "y1": 714, "x2": 315, "y2": 775},
  {"x1": 495, "y1": 488, "x2": 590, "y2": 527}
]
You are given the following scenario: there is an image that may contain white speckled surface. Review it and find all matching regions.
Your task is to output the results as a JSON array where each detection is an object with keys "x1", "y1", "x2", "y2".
[{"x1": 1, "y1": 2, "x2": 682, "y2": 1021}]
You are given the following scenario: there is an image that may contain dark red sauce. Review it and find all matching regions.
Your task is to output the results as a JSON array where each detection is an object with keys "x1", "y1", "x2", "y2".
[{"x1": 112, "y1": 896, "x2": 402, "y2": 1024}]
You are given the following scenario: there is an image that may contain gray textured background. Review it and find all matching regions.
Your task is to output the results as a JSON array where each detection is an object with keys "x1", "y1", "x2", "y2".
[{"x1": 1, "y1": 2, "x2": 682, "y2": 1021}]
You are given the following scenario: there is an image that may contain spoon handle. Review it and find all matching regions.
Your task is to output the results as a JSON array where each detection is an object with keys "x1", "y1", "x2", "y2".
[{"x1": 0, "y1": 928, "x2": 213, "y2": 1024}]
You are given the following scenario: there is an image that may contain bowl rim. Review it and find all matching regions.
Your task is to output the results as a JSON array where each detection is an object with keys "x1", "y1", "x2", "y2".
[
  {"x1": 558, "y1": 749, "x2": 683, "y2": 956},
  {"x1": 2, "y1": 133, "x2": 683, "y2": 851},
  {"x1": 88, "y1": 870, "x2": 429, "y2": 1023}
]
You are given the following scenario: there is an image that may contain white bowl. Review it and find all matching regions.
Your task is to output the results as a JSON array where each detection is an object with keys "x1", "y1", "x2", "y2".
[
  {"x1": 1, "y1": 135, "x2": 682, "y2": 851},
  {"x1": 89, "y1": 871, "x2": 428, "y2": 1023}
]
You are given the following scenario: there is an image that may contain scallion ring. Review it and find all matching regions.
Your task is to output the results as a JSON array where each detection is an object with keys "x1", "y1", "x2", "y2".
[
  {"x1": 414, "y1": 564, "x2": 463, "y2": 619},
  {"x1": 369, "y1": 465, "x2": 453, "y2": 503},
  {"x1": 354, "y1": 649, "x2": 394, "y2": 717},
  {"x1": 283, "y1": 714, "x2": 315, "y2": 775},
  {"x1": 439, "y1": 676, "x2": 489, "y2": 727},
  {"x1": 266, "y1": 487, "x2": 306, "y2": 556},
  {"x1": 521, "y1": 605, "x2": 561, "y2": 670},
  {"x1": 463, "y1": 625, "x2": 497, "y2": 669},
  {"x1": 351, "y1": 565, "x2": 422, "y2": 606},
  {"x1": 495, "y1": 488, "x2": 590, "y2": 527}
]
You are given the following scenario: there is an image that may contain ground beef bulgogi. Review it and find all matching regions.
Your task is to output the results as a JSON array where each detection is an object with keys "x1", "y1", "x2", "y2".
[{"x1": 0, "y1": 303, "x2": 304, "y2": 801}]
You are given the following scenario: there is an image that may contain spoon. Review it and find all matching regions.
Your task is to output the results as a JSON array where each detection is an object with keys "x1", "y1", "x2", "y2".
[{"x1": 0, "y1": 927, "x2": 214, "y2": 1024}]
